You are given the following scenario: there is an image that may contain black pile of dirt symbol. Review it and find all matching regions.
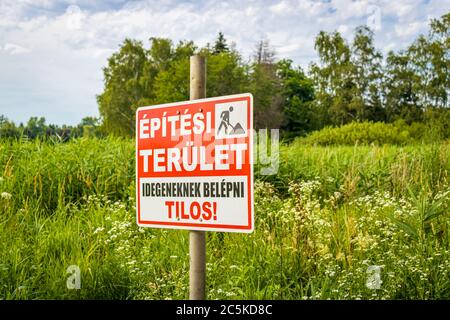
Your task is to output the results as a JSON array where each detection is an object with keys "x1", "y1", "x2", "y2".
[
  {"x1": 217, "y1": 106, "x2": 246, "y2": 135},
  {"x1": 228, "y1": 122, "x2": 245, "y2": 134}
]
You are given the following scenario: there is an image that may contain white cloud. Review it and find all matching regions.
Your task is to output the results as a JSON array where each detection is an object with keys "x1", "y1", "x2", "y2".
[
  {"x1": 267, "y1": 30, "x2": 291, "y2": 44},
  {"x1": 384, "y1": 1, "x2": 416, "y2": 20},
  {"x1": 17, "y1": 0, "x2": 55, "y2": 8},
  {"x1": 277, "y1": 43, "x2": 301, "y2": 54},
  {"x1": 297, "y1": 0, "x2": 328, "y2": 17},
  {"x1": 395, "y1": 21, "x2": 427, "y2": 38},
  {"x1": 332, "y1": 0, "x2": 370, "y2": 20},
  {"x1": 337, "y1": 24, "x2": 349, "y2": 34},
  {"x1": 65, "y1": 4, "x2": 85, "y2": 30},
  {"x1": 3, "y1": 43, "x2": 31, "y2": 55},
  {"x1": 17, "y1": 15, "x2": 48, "y2": 31},
  {"x1": 270, "y1": 1, "x2": 290, "y2": 14}
]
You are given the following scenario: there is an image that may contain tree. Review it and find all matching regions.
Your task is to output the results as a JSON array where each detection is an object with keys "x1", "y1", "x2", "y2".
[
  {"x1": 203, "y1": 47, "x2": 248, "y2": 98},
  {"x1": 94, "y1": 16, "x2": 447, "y2": 138},
  {"x1": 0, "y1": 115, "x2": 20, "y2": 138},
  {"x1": 153, "y1": 40, "x2": 249, "y2": 104},
  {"x1": 213, "y1": 32, "x2": 229, "y2": 54},
  {"x1": 411, "y1": 13, "x2": 449, "y2": 109},
  {"x1": 310, "y1": 27, "x2": 389, "y2": 125},
  {"x1": 277, "y1": 59, "x2": 315, "y2": 137},
  {"x1": 351, "y1": 26, "x2": 385, "y2": 121},
  {"x1": 383, "y1": 12, "x2": 449, "y2": 123},
  {"x1": 248, "y1": 39, "x2": 285, "y2": 129},
  {"x1": 97, "y1": 39, "x2": 148, "y2": 136},
  {"x1": 383, "y1": 50, "x2": 422, "y2": 122},
  {"x1": 310, "y1": 31, "x2": 358, "y2": 125},
  {"x1": 77, "y1": 117, "x2": 100, "y2": 138},
  {"x1": 152, "y1": 40, "x2": 196, "y2": 104},
  {"x1": 254, "y1": 39, "x2": 275, "y2": 65},
  {"x1": 25, "y1": 117, "x2": 47, "y2": 139},
  {"x1": 148, "y1": 37, "x2": 173, "y2": 71}
]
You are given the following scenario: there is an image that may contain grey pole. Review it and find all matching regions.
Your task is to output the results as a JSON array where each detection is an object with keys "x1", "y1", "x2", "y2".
[{"x1": 189, "y1": 55, "x2": 206, "y2": 300}]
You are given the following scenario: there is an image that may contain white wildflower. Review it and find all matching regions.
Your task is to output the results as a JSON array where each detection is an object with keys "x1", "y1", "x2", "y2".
[
  {"x1": 93, "y1": 227, "x2": 104, "y2": 234},
  {"x1": 1, "y1": 192, "x2": 12, "y2": 200}
]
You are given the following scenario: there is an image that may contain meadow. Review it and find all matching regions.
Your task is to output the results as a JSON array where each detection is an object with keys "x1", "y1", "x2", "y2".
[{"x1": 0, "y1": 137, "x2": 449, "y2": 299}]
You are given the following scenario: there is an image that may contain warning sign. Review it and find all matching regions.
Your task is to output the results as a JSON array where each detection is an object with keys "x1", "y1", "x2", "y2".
[{"x1": 136, "y1": 93, "x2": 253, "y2": 233}]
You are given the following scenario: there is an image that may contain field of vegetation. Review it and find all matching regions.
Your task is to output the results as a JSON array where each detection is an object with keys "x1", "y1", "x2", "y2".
[{"x1": 0, "y1": 135, "x2": 449, "y2": 299}]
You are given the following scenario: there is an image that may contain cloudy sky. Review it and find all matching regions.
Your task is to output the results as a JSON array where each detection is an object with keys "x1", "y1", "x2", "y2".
[{"x1": 0, "y1": 0, "x2": 448, "y2": 125}]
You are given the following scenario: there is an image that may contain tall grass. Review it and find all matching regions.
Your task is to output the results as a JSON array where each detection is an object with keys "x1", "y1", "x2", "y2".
[{"x1": 0, "y1": 138, "x2": 449, "y2": 299}]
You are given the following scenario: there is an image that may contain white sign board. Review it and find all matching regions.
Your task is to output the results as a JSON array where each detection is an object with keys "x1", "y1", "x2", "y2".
[{"x1": 136, "y1": 93, "x2": 254, "y2": 233}]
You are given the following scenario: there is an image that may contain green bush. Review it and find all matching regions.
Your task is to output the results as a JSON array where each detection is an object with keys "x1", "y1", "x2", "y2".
[{"x1": 298, "y1": 121, "x2": 432, "y2": 146}]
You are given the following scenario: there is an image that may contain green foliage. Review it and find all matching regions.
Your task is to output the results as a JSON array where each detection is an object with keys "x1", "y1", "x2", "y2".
[
  {"x1": 0, "y1": 115, "x2": 102, "y2": 141},
  {"x1": 381, "y1": 12, "x2": 449, "y2": 123},
  {"x1": 151, "y1": 40, "x2": 196, "y2": 105},
  {"x1": 310, "y1": 30, "x2": 357, "y2": 125},
  {"x1": 310, "y1": 27, "x2": 384, "y2": 125},
  {"x1": 97, "y1": 34, "x2": 257, "y2": 136},
  {"x1": 1, "y1": 139, "x2": 449, "y2": 299},
  {"x1": 0, "y1": 138, "x2": 134, "y2": 213},
  {"x1": 351, "y1": 26, "x2": 384, "y2": 121},
  {"x1": 384, "y1": 50, "x2": 422, "y2": 122},
  {"x1": 310, "y1": 12, "x2": 449, "y2": 128},
  {"x1": 249, "y1": 60, "x2": 284, "y2": 129},
  {"x1": 277, "y1": 59, "x2": 315, "y2": 137},
  {"x1": 0, "y1": 115, "x2": 21, "y2": 138},
  {"x1": 153, "y1": 57, "x2": 190, "y2": 104},
  {"x1": 95, "y1": 12, "x2": 448, "y2": 138},
  {"x1": 275, "y1": 142, "x2": 450, "y2": 196},
  {"x1": 204, "y1": 51, "x2": 249, "y2": 98},
  {"x1": 297, "y1": 120, "x2": 450, "y2": 146},
  {"x1": 213, "y1": 32, "x2": 229, "y2": 54},
  {"x1": 97, "y1": 39, "x2": 149, "y2": 136}
]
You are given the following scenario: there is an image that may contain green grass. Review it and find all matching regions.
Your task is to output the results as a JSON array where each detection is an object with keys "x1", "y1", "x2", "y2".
[{"x1": 1, "y1": 137, "x2": 449, "y2": 299}]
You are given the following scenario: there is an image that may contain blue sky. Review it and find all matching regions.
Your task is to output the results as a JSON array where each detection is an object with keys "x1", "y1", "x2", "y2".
[{"x1": 0, "y1": 0, "x2": 448, "y2": 126}]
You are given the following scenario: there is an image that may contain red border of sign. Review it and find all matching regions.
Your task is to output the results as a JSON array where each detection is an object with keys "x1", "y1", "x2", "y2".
[{"x1": 135, "y1": 93, "x2": 254, "y2": 233}]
